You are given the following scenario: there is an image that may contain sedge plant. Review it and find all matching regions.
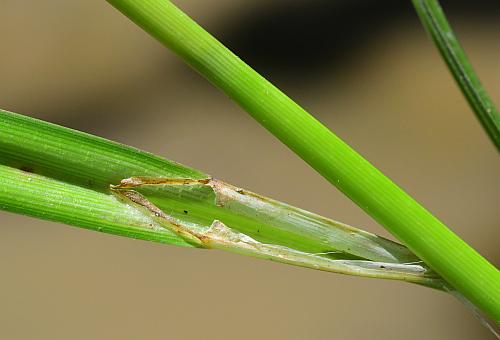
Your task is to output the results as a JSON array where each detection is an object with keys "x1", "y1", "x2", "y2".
[
  {"x1": 105, "y1": 0, "x2": 500, "y2": 323},
  {"x1": 0, "y1": 0, "x2": 498, "y2": 330}
]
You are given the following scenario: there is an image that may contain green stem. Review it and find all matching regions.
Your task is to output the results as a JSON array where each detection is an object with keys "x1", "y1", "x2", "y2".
[
  {"x1": 105, "y1": 0, "x2": 500, "y2": 321},
  {"x1": 412, "y1": 0, "x2": 500, "y2": 152}
]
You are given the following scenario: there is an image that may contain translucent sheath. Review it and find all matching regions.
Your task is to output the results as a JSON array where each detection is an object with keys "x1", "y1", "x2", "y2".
[{"x1": 111, "y1": 177, "x2": 444, "y2": 289}]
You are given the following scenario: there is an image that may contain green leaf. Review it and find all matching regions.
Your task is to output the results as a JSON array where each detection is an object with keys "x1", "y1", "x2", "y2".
[
  {"x1": 412, "y1": 0, "x2": 500, "y2": 152},
  {"x1": 1, "y1": 109, "x2": 443, "y2": 288}
]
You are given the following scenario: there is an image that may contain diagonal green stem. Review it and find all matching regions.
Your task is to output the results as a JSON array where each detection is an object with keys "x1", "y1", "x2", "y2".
[
  {"x1": 412, "y1": 0, "x2": 500, "y2": 152},
  {"x1": 105, "y1": 0, "x2": 500, "y2": 321}
]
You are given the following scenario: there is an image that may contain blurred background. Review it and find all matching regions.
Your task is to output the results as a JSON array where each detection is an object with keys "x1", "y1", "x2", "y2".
[{"x1": 1, "y1": 0, "x2": 499, "y2": 339}]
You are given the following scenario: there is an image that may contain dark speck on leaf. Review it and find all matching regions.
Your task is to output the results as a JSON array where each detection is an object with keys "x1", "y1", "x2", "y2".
[
  {"x1": 19, "y1": 166, "x2": 34, "y2": 173},
  {"x1": 183, "y1": 210, "x2": 188, "y2": 214}
]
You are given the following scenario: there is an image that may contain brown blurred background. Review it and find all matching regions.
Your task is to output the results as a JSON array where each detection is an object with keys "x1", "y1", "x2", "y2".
[{"x1": 1, "y1": 0, "x2": 499, "y2": 339}]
